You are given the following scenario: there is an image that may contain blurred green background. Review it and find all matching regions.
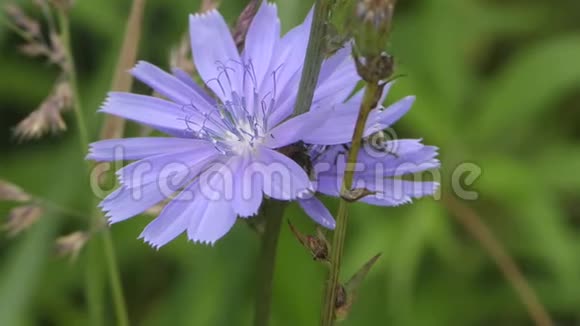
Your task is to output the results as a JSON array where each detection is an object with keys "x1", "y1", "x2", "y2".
[{"x1": 1, "y1": 0, "x2": 580, "y2": 325}]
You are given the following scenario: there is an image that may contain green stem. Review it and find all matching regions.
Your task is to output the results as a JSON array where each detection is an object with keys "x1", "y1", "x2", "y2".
[
  {"x1": 320, "y1": 82, "x2": 381, "y2": 326},
  {"x1": 252, "y1": 1, "x2": 335, "y2": 325},
  {"x1": 292, "y1": 0, "x2": 334, "y2": 116},
  {"x1": 253, "y1": 200, "x2": 286, "y2": 326},
  {"x1": 57, "y1": 10, "x2": 129, "y2": 326},
  {"x1": 102, "y1": 230, "x2": 129, "y2": 326},
  {"x1": 57, "y1": 10, "x2": 88, "y2": 153},
  {"x1": 85, "y1": 237, "x2": 105, "y2": 326}
]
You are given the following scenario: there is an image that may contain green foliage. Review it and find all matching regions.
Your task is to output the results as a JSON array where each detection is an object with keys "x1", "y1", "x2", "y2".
[{"x1": 1, "y1": 0, "x2": 579, "y2": 325}]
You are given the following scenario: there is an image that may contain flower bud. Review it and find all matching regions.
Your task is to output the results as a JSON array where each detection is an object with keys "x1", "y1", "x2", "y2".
[{"x1": 353, "y1": 0, "x2": 395, "y2": 58}]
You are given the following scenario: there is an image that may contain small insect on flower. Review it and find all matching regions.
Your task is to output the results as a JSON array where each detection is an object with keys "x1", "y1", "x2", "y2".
[{"x1": 278, "y1": 141, "x2": 315, "y2": 180}]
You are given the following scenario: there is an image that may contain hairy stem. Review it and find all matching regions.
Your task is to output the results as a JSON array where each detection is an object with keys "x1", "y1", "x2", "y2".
[
  {"x1": 253, "y1": 1, "x2": 335, "y2": 325},
  {"x1": 93, "y1": 1, "x2": 148, "y2": 323},
  {"x1": 253, "y1": 200, "x2": 286, "y2": 326},
  {"x1": 321, "y1": 82, "x2": 382, "y2": 326},
  {"x1": 292, "y1": 0, "x2": 334, "y2": 116},
  {"x1": 57, "y1": 10, "x2": 129, "y2": 326}
]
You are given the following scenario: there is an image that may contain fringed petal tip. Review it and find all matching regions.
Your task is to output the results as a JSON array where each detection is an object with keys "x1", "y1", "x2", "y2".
[
  {"x1": 189, "y1": 238, "x2": 217, "y2": 246},
  {"x1": 138, "y1": 236, "x2": 164, "y2": 251},
  {"x1": 371, "y1": 181, "x2": 440, "y2": 207},
  {"x1": 428, "y1": 158, "x2": 442, "y2": 170},
  {"x1": 189, "y1": 8, "x2": 219, "y2": 20},
  {"x1": 105, "y1": 215, "x2": 116, "y2": 226},
  {"x1": 237, "y1": 211, "x2": 259, "y2": 219},
  {"x1": 85, "y1": 148, "x2": 96, "y2": 161},
  {"x1": 101, "y1": 210, "x2": 120, "y2": 225},
  {"x1": 375, "y1": 180, "x2": 440, "y2": 204},
  {"x1": 85, "y1": 141, "x2": 111, "y2": 161},
  {"x1": 98, "y1": 93, "x2": 126, "y2": 118},
  {"x1": 138, "y1": 232, "x2": 176, "y2": 250},
  {"x1": 188, "y1": 10, "x2": 227, "y2": 31},
  {"x1": 98, "y1": 92, "x2": 122, "y2": 112},
  {"x1": 129, "y1": 60, "x2": 147, "y2": 74},
  {"x1": 137, "y1": 234, "x2": 217, "y2": 251}
]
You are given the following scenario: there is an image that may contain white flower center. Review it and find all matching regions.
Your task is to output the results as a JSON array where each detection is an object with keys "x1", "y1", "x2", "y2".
[
  {"x1": 183, "y1": 91, "x2": 274, "y2": 155},
  {"x1": 182, "y1": 59, "x2": 281, "y2": 155}
]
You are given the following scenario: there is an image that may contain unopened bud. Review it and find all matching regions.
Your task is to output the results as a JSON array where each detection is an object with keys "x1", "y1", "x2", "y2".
[
  {"x1": 55, "y1": 231, "x2": 89, "y2": 261},
  {"x1": 357, "y1": 0, "x2": 394, "y2": 29},
  {"x1": 354, "y1": 52, "x2": 394, "y2": 83},
  {"x1": 3, "y1": 205, "x2": 43, "y2": 236},
  {"x1": 354, "y1": 0, "x2": 395, "y2": 57},
  {"x1": 0, "y1": 180, "x2": 31, "y2": 202},
  {"x1": 345, "y1": 0, "x2": 398, "y2": 82}
]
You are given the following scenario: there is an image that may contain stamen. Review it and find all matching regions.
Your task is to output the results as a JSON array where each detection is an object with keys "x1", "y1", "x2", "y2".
[
  {"x1": 246, "y1": 59, "x2": 258, "y2": 87},
  {"x1": 215, "y1": 60, "x2": 240, "y2": 95},
  {"x1": 206, "y1": 77, "x2": 226, "y2": 96},
  {"x1": 178, "y1": 58, "x2": 285, "y2": 155}
]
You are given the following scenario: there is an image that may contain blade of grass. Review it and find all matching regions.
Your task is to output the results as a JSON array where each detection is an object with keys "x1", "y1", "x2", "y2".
[{"x1": 443, "y1": 193, "x2": 554, "y2": 326}]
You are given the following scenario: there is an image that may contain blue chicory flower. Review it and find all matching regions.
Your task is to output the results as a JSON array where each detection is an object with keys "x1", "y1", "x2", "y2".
[
  {"x1": 305, "y1": 81, "x2": 440, "y2": 209},
  {"x1": 87, "y1": 2, "x2": 439, "y2": 247}
]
